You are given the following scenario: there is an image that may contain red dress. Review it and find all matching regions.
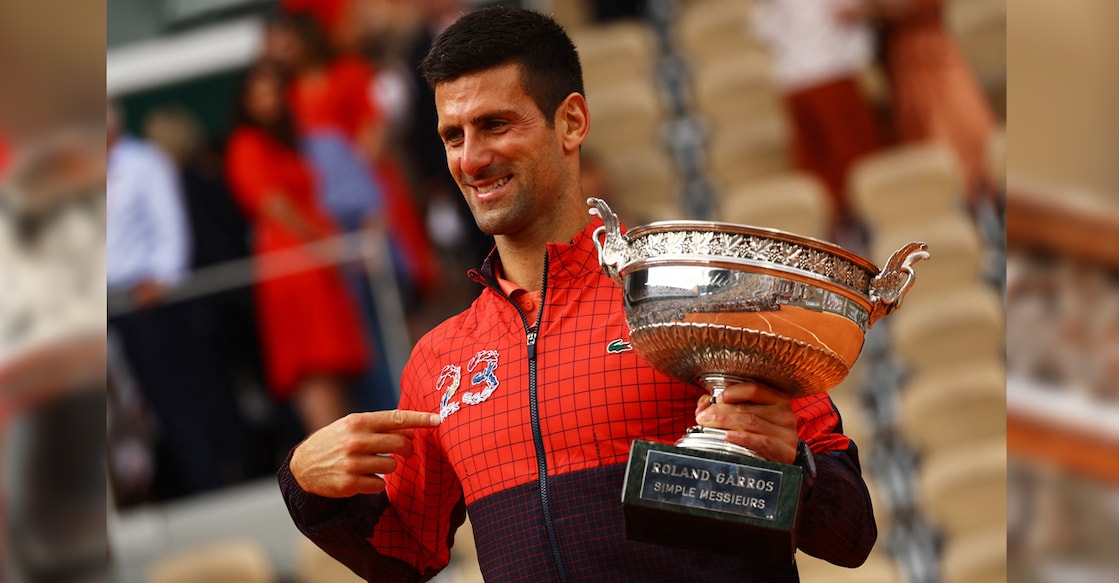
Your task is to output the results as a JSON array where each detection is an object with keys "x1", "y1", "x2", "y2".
[{"x1": 225, "y1": 127, "x2": 369, "y2": 399}]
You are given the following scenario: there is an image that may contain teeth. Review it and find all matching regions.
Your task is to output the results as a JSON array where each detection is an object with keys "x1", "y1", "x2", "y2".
[{"x1": 476, "y1": 176, "x2": 510, "y2": 194}]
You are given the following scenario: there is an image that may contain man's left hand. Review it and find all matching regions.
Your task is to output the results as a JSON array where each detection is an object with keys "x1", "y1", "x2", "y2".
[{"x1": 694, "y1": 381, "x2": 798, "y2": 464}]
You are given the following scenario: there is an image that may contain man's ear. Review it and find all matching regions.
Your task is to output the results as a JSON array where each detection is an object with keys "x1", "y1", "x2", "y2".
[{"x1": 556, "y1": 92, "x2": 589, "y2": 154}]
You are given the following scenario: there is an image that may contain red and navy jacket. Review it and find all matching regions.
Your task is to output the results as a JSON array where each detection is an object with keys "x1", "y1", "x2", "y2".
[{"x1": 279, "y1": 219, "x2": 877, "y2": 582}]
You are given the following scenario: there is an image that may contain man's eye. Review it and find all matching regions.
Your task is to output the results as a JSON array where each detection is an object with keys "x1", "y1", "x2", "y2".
[
  {"x1": 485, "y1": 120, "x2": 508, "y2": 131},
  {"x1": 443, "y1": 132, "x2": 463, "y2": 146}
]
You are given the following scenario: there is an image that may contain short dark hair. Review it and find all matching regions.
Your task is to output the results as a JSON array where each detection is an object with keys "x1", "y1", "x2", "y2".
[{"x1": 420, "y1": 6, "x2": 584, "y2": 125}]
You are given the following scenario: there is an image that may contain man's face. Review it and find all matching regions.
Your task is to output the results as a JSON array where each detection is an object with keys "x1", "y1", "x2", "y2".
[{"x1": 435, "y1": 63, "x2": 570, "y2": 238}]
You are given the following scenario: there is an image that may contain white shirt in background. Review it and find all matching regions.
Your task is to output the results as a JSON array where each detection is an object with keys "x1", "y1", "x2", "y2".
[
  {"x1": 106, "y1": 135, "x2": 190, "y2": 291},
  {"x1": 751, "y1": 0, "x2": 874, "y2": 93}
]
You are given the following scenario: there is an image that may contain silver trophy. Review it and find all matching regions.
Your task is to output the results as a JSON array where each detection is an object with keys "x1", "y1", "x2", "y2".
[{"x1": 588, "y1": 197, "x2": 928, "y2": 557}]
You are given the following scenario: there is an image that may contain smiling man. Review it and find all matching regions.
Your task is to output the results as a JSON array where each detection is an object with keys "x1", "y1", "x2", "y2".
[{"x1": 279, "y1": 7, "x2": 877, "y2": 582}]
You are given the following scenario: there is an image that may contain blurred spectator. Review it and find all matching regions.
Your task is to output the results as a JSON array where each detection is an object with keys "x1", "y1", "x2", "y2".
[
  {"x1": 403, "y1": 0, "x2": 493, "y2": 273},
  {"x1": 0, "y1": 4, "x2": 105, "y2": 569},
  {"x1": 751, "y1": 0, "x2": 883, "y2": 237},
  {"x1": 108, "y1": 103, "x2": 254, "y2": 501},
  {"x1": 264, "y1": 12, "x2": 385, "y2": 240},
  {"x1": 0, "y1": 124, "x2": 107, "y2": 582},
  {"x1": 143, "y1": 106, "x2": 296, "y2": 481},
  {"x1": 265, "y1": 9, "x2": 436, "y2": 304},
  {"x1": 270, "y1": 9, "x2": 440, "y2": 304},
  {"x1": 144, "y1": 107, "x2": 252, "y2": 270},
  {"x1": 225, "y1": 60, "x2": 369, "y2": 432},
  {"x1": 265, "y1": 11, "x2": 412, "y2": 412},
  {"x1": 843, "y1": 0, "x2": 997, "y2": 204}
]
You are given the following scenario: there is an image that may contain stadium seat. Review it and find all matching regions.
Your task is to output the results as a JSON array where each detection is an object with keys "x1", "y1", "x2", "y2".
[
  {"x1": 707, "y1": 115, "x2": 791, "y2": 189},
  {"x1": 295, "y1": 537, "x2": 363, "y2": 583},
  {"x1": 583, "y1": 78, "x2": 666, "y2": 154},
  {"x1": 941, "y1": 526, "x2": 1008, "y2": 583},
  {"x1": 598, "y1": 145, "x2": 681, "y2": 213},
  {"x1": 570, "y1": 19, "x2": 659, "y2": 89},
  {"x1": 890, "y1": 283, "x2": 1004, "y2": 373},
  {"x1": 848, "y1": 143, "x2": 965, "y2": 231},
  {"x1": 796, "y1": 548, "x2": 903, "y2": 583},
  {"x1": 947, "y1": 0, "x2": 1007, "y2": 94},
  {"x1": 549, "y1": 0, "x2": 591, "y2": 30},
  {"x1": 917, "y1": 437, "x2": 1007, "y2": 539},
  {"x1": 719, "y1": 172, "x2": 832, "y2": 239},
  {"x1": 690, "y1": 51, "x2": 782, "y2": 130},
  {"x1": 675, "y1": 0, "x2": 767, "y2": 65},
  {"x1": 635, "y1": 200, "x2": 688, "y2": 223},
  {"x1": 146, "y1": 538, "x2": 275, "y2": 583},
  {"x1": 898, "y1": 360, "x2": 1006, "y2": 455}
]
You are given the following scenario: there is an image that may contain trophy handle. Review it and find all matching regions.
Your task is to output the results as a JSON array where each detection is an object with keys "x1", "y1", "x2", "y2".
[
  {"x1": 868, "y1": 241, "x2": 930, "y2": 327},
  {"x1": 588, "y1": 197, "x2": 628, "y2": 286}
]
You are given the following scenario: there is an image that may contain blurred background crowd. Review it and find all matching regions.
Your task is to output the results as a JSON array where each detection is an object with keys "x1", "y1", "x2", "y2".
[{"x1": 0, "y1": 0, "x2": 1115, "y2": 582}]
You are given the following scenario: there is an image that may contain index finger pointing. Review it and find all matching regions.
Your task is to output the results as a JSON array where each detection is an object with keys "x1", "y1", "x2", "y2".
[
  {"x1": 386, "y1": 409, "x2": 442, "y2": 430},
  {"x1": 346, "y1": 409, "x2": 441, "y2": 432}
]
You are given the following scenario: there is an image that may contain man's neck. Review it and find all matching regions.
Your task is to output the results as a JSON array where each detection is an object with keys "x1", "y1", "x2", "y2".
[{"x1": 493, "y1": 210, "x2": 591, "y2": 292}]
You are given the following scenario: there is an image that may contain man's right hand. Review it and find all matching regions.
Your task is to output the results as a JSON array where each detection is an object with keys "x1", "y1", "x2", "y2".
[{"x1": 289, "y1": 410, "x2": 441, "y2": 498}]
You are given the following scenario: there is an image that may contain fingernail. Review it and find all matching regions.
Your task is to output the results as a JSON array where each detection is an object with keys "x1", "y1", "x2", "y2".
[
  {"x1": 430, "y1": 413, "x2": 442, "y2": 425},
  {"x1": 696, "y1": 411, "x2": 713, "y2": 424}
]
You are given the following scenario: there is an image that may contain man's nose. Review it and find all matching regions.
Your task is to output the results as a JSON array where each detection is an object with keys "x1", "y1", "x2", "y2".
[{"x1": 459, "y1": 133, "x2": 493, "y2": 178}]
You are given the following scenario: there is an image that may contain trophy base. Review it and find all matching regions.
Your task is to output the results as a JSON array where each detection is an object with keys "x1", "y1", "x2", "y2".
[{"x1": 621, "y1": 440, "x2": 804, "y2": 560}]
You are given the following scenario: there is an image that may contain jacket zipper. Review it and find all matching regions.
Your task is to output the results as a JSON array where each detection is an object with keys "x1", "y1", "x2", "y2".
[
  {"x1": 527, "y1": 256, "x2": 569, "y2": 583},
  {"x1": 475, "y1": 255, "x2": 568, "y2": 582}
]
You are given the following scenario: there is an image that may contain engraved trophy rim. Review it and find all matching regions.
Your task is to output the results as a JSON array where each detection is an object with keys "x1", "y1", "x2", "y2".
[
  {"x1": 610, "y1": 222, "x2": 886, "y2": 317},
  {"x1": 624, "y1": 219, "x2": 881, "y2": 277}
]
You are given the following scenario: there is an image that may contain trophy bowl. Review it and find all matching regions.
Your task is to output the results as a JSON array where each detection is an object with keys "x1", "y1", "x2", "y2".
[{"x1": 588, "y1": 197, "x2": 929, "y2": 456}]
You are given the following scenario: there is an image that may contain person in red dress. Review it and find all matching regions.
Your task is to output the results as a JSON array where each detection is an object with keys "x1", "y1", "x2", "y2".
[
  {"x1": 225, "y1": 60, "x2": 369, "y2": 432},
  {"x1": 266, "y1": 11, "x2": 438, "y2": 298},
  {"x1": 841, "y1": 0, "x2": 997, "y2": 202}
]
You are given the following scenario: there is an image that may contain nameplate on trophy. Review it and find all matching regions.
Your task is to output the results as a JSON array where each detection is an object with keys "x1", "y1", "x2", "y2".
[{"x1": 638, "y1": 450, "x2": 782, "y2": 521}]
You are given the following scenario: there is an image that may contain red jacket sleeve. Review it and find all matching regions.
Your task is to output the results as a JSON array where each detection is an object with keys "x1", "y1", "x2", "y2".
[{"x1": 278, "y1": 348, "x2": 467, "y2": 582}]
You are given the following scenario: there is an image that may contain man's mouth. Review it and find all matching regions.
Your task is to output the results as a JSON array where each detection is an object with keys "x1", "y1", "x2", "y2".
[{"x1": 472, "y1": 175, "x2": 511, "y2": 195}]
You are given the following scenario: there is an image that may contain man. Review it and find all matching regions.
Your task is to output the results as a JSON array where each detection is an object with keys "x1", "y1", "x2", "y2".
[
  {"x1": 279, "y1": 7, "x2": 876, "y2": 581},
  {"x1": 108, "y1": 104, "x2": 248, "y2": 499}
]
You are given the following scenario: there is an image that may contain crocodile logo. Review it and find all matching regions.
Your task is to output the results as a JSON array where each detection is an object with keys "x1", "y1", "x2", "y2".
[{"x1": 607, "y1": 338, "x2": 633, "y2": 354}]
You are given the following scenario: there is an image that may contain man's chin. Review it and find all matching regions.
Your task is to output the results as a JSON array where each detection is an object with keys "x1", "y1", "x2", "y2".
[{"x1": 473, "y1": 213, "x2": 517, "y2": 238}]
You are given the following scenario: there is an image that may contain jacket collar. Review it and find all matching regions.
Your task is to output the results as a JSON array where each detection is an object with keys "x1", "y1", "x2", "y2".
[{"x1": 469, "y1": 216, "x2": 608, "y2": 288}]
